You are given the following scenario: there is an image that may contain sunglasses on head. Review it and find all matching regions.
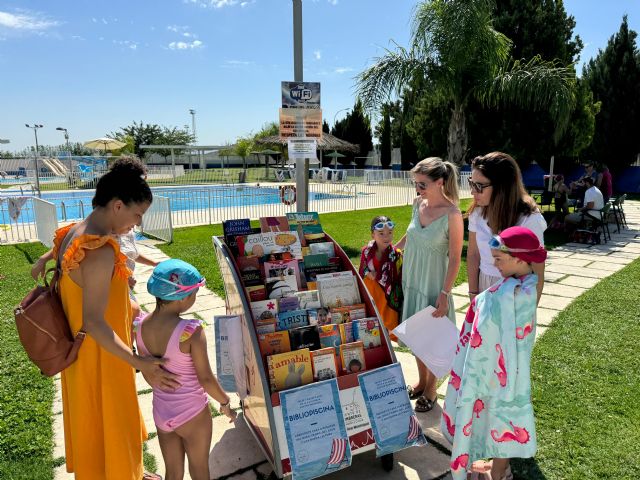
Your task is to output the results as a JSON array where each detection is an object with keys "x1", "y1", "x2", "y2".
[
  {"x1": 153, "y1": 274, "x2": 207, "y2": 297},
  {"x1": 412, "y1": 180, "x2": 428, "y2": 190},
  {"x1": 468, "y1": 178, "x2": 492, "y2": 193},
  {"x1": 373, "y1": 220, "x2": 395, "y2": 231},
  {"x1": 489, "y1": 235, "x2": 538, "y2": 253}
]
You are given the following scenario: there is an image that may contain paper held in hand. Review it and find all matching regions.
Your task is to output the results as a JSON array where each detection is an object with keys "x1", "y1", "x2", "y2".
[{"x1": 392, "y1": 305, "x2": 459, "y2": 378}]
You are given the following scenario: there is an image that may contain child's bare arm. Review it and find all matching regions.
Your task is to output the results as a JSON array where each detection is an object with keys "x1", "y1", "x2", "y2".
[
  {"x1": 135, "y1": 252, "x2": 159, "y2": 267},
  {"x1": 190, "y1": 326, "x2": 237, "y2": 422}
]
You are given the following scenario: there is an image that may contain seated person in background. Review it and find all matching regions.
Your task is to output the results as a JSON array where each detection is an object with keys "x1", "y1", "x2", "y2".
[
  {"x1": 569, "y1": 162, "x2": 596, "y2": 206},
  {"x1": 549, "y1": 175, "x2": 570, "y2": 229},
  {"x1": 564, "y1": 177, "x2": 604, "y2": 229}
]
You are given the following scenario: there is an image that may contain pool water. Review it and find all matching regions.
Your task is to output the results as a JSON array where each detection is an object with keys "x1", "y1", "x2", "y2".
[{"x1": 7, "y1": 185, "x2": 342, "y2": 222}]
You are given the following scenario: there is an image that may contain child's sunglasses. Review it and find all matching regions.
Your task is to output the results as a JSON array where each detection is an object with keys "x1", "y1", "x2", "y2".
[
  {"x1": 468, "y1": 178, "x2": 492, "y2": 193},
  {"x1": 373, "y1": 220, "x2": 395, "y2": 231},
  {"x1": 489, "y1": 235, "x2": 538, "y2": 253}
]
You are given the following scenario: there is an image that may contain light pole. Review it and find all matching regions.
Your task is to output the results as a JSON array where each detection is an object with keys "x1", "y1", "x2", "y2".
[
  {"x1": 189, "y1": 109, "x2": 201, "y2": 168},
  {"x1": 333, "y1": 108, "x2": 350, "y2": 132},
  {"x1": 56, "y1": 127, "x2": 72, "y2": 184},
  {"x1": 25, "y1": 124, "x2": 43, "y2": 197}
]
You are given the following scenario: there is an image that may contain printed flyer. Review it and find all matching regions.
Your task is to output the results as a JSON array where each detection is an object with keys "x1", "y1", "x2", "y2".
[
  {"x1": 358, "y1": 363, "x2": 427, "y2": 456},
  {"x1": 213, "y1": 315, "x2": 243, "y2": 394},
  {"x1": 280, "y1": 379, "x2": 351, "y2": 480}
]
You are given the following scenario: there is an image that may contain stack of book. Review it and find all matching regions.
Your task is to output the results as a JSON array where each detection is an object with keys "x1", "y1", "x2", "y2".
[{"x1": 223, "y1": 212, "x2": 384, "y2": 394}]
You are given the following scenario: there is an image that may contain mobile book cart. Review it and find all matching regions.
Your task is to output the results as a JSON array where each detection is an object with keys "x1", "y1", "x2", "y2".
[{"x1": 213, "y1": 233, "x2": 407, "y2": 479}]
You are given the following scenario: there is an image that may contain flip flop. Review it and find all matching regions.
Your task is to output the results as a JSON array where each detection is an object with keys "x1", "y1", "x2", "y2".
[
  {"x1": 407, "y1": 385, "x2": 424, "y2": 400},
  {"x1": 414, "y1": 395, "x2": 436, "y2": 412},
  {"x1": 143, "y1": 473, "x2": 163, "y2": 480}
]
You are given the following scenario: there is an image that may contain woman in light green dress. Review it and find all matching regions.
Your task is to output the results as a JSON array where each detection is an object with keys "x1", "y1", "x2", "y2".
[{"x1": 396, "y1": 158, "x2": 464, "y2": 412}]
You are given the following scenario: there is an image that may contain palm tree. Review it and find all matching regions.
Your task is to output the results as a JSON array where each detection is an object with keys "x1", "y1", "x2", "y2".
[{"x1": 356, "y1": 0, "x2": 576, "y2": 165}]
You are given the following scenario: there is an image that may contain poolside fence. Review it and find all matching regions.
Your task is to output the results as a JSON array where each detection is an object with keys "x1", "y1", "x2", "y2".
[{"x1": 0, "y1": 170, "x2": 472, "y2": 245}]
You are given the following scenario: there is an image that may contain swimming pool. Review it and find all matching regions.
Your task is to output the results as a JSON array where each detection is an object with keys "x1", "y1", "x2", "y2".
[{"x1": 5, "y1": 185, "x2": 342, "y2": 222}]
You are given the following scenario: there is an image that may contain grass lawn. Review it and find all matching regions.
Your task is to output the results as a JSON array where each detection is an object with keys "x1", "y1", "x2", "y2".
[
  {"x1": 158, "y1": 199, "x2": 569, "y2": 300},
  {"x1": 0, "y1": 242, "x2": 55, "y2": 480},
  {"x1": 513, "y1": 258, "x2": 640, "y2": 479}
]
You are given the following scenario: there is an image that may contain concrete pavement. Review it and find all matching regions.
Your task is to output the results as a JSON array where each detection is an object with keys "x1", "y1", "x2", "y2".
[{"x1": 53, "y1": 200, "x2": 640, "y2": 480}]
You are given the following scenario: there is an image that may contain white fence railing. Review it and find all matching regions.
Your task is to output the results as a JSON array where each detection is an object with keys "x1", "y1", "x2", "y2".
[
  {"x1": 141, "y1": 195, "x2": 173, "y2": 243},
  {"x1": 33, "y1": 198, "x2": 58, "y2": 248},
  {"x1": 0, "y1": 196, "x2": 37, "y2": 244}
]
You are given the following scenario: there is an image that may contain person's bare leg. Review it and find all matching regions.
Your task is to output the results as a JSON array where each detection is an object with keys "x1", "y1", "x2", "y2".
[
  {"x1": 157, "y1": 428, "x2": 186, "y2": 480},
  {"x1": 413, "y1": 357, "x2": 428, "y2": 392},
  {"x1": 175, "y1": 407, "x2": 212, "y2": 480},
  {"x1": 423, "y1": 368, "x2": 437, "y2": 403},
  {"x1": 490, "y1": 458, "x2": 510, "y2": 480}
]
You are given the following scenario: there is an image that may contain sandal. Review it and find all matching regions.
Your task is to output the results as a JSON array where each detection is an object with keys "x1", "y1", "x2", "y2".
[
  {"x1": 414, "y1": 395, "x2": 436, "y2": 412},
  {"x1": 142, "y1": 473, "x2": 163, "y2": 480},
  {"x1": 407, "y1": 385, "x2": 424, "y2": 400}
]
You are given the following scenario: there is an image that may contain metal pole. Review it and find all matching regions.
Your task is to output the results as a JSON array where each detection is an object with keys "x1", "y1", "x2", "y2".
[
  {"x1": 26, "y1": 124, "x2": 43, "y2": 197},
  {"x1": 171, "y1": 148, "x2": 177, "y2": 181},
  {"x1": 293, "y1": 0, "x2": 309, "y2": 212}
]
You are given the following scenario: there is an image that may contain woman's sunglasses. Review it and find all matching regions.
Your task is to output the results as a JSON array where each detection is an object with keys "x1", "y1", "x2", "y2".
[
  {"x1": 412, "y1": 180, "x2": 428, "y2": 190},
  {"x1": 373, "y1": 221, "x2": 395, "y2": 231},
  {"x1": 468, "y1": 178, "x2": 492, "y2": 193}
]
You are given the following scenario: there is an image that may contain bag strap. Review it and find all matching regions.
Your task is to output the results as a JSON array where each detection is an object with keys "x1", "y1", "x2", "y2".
[{"x1": 55, "y1": 228, "x2": 86, "y2": 336}]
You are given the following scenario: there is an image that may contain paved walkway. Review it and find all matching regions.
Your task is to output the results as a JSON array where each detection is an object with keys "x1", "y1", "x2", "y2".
[{"x1": 53, "y1": 201, "x2": 640, "y2": 480}]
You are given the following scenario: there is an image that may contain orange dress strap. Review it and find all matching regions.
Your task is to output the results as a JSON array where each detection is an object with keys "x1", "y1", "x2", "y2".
[{"x1": 60, "y1": 234, "x2": 131, "y2": 280}]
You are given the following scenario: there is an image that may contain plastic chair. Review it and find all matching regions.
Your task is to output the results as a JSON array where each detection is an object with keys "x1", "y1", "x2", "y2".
[
  {"x1": 611, "y1": 194, "x2": 628, "y2": 232},
  {"x1": 583, "y1": 202, "x2": 612, "y2": 243}
]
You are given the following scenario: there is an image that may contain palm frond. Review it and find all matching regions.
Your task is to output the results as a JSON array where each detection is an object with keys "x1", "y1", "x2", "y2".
[
  {"x1": 476, "y1": 56, "x2": 577, "y2": 141},
  {"x1": 355, "y1": 43, "x2": 429, "y2": 111}
]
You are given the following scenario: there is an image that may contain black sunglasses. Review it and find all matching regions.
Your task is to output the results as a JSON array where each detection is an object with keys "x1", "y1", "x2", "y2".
[
  {"x1": 413, "y1": 180, "x2": 428, "y2": 190},
  {"x1": 468, "y1": 178, "x2": 492, "y2": 193}
]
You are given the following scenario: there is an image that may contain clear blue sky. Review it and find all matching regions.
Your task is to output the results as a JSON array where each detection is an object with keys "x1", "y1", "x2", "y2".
[{"x1": 1, "y1": 0, "x2": 638, "y2": 152}]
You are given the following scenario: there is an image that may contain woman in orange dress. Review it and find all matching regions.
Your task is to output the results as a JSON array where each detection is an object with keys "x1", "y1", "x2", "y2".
[{"x1": 44, "y1": 157, "x2": 178, "y2": 479}]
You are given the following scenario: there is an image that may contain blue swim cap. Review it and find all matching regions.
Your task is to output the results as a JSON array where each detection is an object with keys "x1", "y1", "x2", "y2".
[{"x1": 147, "y1": 259, "x2": 205, "y2": 301}]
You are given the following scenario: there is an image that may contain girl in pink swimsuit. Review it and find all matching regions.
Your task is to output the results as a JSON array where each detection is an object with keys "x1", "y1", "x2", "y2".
[{"x1": 137, "y1": 259, "x2": 237, "y2": 480}]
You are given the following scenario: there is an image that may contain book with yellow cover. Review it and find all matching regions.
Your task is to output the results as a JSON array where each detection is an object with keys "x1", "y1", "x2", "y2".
[
  {"x1": 339, "y1": 341, "x2": 366, "y2": 374},
  {"x1": 266, "y1": 349, "x2": 313, "y2": 393},
  {"x1": 258, "y1": 331, "x2": 291, "y2": 361}
]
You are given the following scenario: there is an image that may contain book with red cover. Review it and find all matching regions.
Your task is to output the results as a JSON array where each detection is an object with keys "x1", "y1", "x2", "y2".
[
  {"x1": 311, "y1": 348, "x2": 339, "y2": 381},
  {"x1": 260, "y1": 216, "x2": 290, "y2": 233}
]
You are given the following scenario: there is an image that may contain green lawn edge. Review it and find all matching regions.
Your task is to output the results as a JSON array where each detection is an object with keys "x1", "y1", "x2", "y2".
[{"x1": 513, "y1": 258, "x2": 640, "y2": 479}]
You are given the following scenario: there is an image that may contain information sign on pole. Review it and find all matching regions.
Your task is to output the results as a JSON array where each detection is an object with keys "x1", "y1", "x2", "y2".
[
  {"x1": 288, "y1": 139, "x2": 317, "y2": 161},
  {"x1": 279, "y1": 108, "x2": 323, "y2": 139},
  {"x1": 282, "y1": 81, "x2": 321, "y2": 109}
]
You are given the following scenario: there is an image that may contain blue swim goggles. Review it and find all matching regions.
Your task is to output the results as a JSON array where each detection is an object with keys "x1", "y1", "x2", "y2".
[{"x1": 488, "y1": 235, "x2": 538, "y2": 253}]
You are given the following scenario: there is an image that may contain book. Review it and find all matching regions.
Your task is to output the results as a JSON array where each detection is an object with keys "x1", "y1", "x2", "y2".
[
  {"x1": 251, "y1": 299, "x2": 279, "y2": 322},
  {"x1": 237, "y1": 256, "x2": 263, "y2": 287},
  {"x1": 264, "y1": 259, "x2": 302, "y2": 289},
  {"x1": 236, "y1": 231, "x2": 303, "y2": 259},
  {"x1": 261, "y1": 251, "x2": 295, "y2": 262},
  {"x1": 340, "y1": 341, "x2": 366, "y2": 374},
  {"x1": 293, "y1": 290, "x2": 322, "y2": 310},
  {"x1": 317, "y1": 275, "x2": 362, "y2": 308},
  {"x1": 303, "y1": 264, "x2": 340, "y2": 283},
  {"x1": 329, "y1": 304, "x2": 367, "y2": 324},
  {"x1": 258, "y1": 331, "x2": 291, "y2": 360},
  {"x1": 318, "y1": 323, "x2": 342, "y2": 352},
  {"x1": 302, "y1": 253, "x2": 329, "y2": 269},
  {"x1": 276, "y1": 309, "x2": 309, "y2": 331},
  {"x1": 265, "y1": 275, "x2": 298, "y2": 299},
  {"x1": 315, "y1": 270, "x2": 353, "y2": 281},
  {"x1": 309, "y1": 241, "x2": 335, "y2": 258},
  {"x1": 260, "y1": 216, "x2": 290, "y2": 233},
  {"x1": 288, "y1": 325, "x2": 321, "y2": 351},
  {"x1": 267, "y1": 349, "x2": 313, "y2": 392},
  {"x1": 353, "y1": 318, "x2": 382, "y2": 349},
  {"x1": 313, "y1": 307, "x2": 331, "y2": 326},
  {"x1": 256, "y1": 318, "x2": 277, "y2": 334},
  {"x1": 339, "y1": 322, "x2": 355, "y2": 344},
  {"x1": 223, "y1": 218, "x2": 253, "y2": 256},
  {"x1": 246, "y1": 284, "x2": 267, "y2": 302},
  {"x1": 278, "y1": 296, "x2": 300, "y2": 313},
  {"x1": 286, "y1": 212, "x2": 323, "y2": 246},
  {"x1": 311, "y1": 348, "x2": 339, "y2": 381},
  {"x1": 303, "y1": 232, "x2": 326, "y2": 244}
]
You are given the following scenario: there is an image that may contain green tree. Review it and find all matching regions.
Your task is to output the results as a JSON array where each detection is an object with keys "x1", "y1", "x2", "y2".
[
  {"x1": 465, "y1": 0, "x2": 591, "y2": 170},
  {"x1": 375, "y1": 105, "x2": 392, "y2": 169},
  {"x1": 356, "y1": 0, "x2": 576, "y2": 165},
  {"x1": 110, "y1": 121, "x2": 193, "y2": 158},
  {"x1": 583, "y1": 16, "x2": 640, "y2": 170},
  {"x1": 234, "y1": 136, "x2": 253, "y2": 171},
  {"x1": 322, "y1": 120, "x2": 330, "y2": 133}
]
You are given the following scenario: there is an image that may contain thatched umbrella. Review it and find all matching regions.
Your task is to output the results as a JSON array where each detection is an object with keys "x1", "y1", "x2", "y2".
[{"x1": 325, "y1": 151, "x2": 346, "y2": 169}]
